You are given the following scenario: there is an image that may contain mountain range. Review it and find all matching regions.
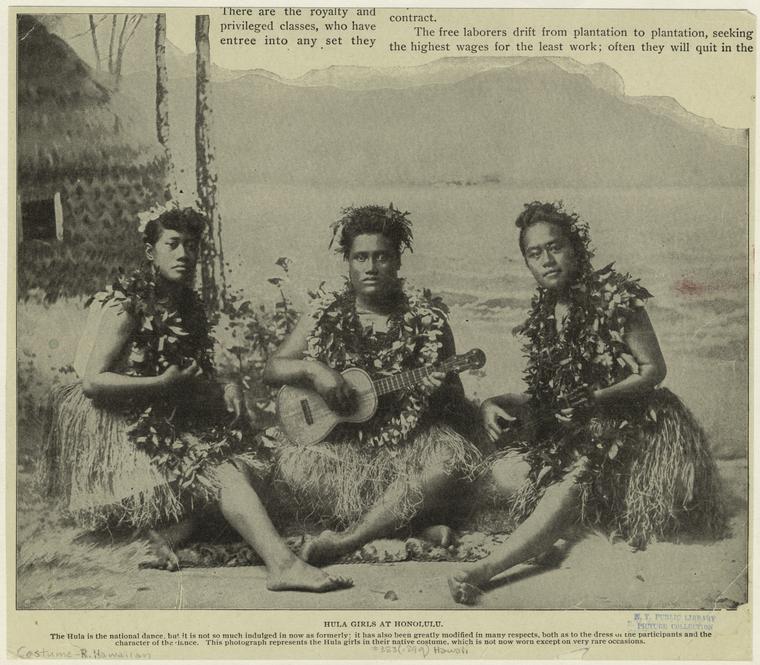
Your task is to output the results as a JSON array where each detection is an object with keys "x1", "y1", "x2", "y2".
[{"x1": 47, "y1": 14, "x2": 748, "y2": 187}]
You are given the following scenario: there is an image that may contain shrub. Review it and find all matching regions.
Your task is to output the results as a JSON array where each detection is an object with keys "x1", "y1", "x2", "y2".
[{"x1": 214, "y1": 257, "x2": 315, "y2": 426}]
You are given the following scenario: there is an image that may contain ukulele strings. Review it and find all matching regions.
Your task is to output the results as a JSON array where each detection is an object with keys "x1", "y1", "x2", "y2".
[{"x1": 278, "y1": 359, "x2": 474, "y2": 421}]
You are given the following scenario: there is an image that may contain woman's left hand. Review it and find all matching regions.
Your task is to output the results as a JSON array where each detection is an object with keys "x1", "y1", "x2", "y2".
[
  {"x1": 223, "y1": 383, "x2": 247, "y2": 425},
  {"x1": 419, "y1": 371, "x2": 445, "y2": 396}
]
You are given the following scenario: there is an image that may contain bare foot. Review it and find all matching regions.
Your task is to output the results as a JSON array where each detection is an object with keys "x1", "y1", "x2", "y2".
[
  {"x1": 419, "y1": 524, "x2": 457, "y2": 548},
  {"x1": 267, "y1": 555, "x2": 353, "y2": 593},
  {"x1": 532, "y1": 544, "x2": 566, "y2": 568},
  {"x1": 448, "y1": 570, "x2": 485, "y2": 605},
  {"x1": 146, "y1": 517, "x2": 197, "y2": 572},
  {"x1": 147, "y1": 529, "x2": 181, "y2": 571},
  {"x1": 302, "y1": 530, "x2": 348, "y2": 565}
]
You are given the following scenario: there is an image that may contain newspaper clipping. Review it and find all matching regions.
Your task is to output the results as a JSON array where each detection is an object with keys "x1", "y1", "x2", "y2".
[{"x1": 6, "y1": 3, "x2": 754, "y2": 661}]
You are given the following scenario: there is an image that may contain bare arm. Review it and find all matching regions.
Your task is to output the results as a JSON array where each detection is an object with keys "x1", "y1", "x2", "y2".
[
  {"x1": 483, "y1": 309, "x2": 666, "y2": 434},
  {"x1": 262, "y1": 314, "x2": 321, "y2": 387},
  {"x1": 263, "y1": 314, "x2": 354, "y2": 412},
  {"x1": 488, "y1": 392, "x2": 531, "y2": 410},
  {"x1": 81, "y1": 303, "x2": 201, "y2": 401},
  {"x1": 592, "y1": 307, "x2": 666, "y2": 407}
]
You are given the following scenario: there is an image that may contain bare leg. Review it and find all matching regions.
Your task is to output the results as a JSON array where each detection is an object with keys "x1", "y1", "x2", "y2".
[
  {"x1": 216, "y1": 464, "x2": 352, "y2": 592},
  {"x1": 304, "y1": 465, "x2": 453, "y2": 565},
  {"x1": 148, "y1": 516, "x2": 198, "y2": 571},
  {"x1": 449, "y1": 466, "x2": 583, "y2": 605}
]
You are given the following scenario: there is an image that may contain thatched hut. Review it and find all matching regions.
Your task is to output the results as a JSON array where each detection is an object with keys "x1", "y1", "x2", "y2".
[{"x1": 17, "y1": 14, "x2": 168, "y2": 299}]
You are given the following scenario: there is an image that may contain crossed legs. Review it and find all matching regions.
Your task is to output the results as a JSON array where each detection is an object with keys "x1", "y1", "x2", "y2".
[
  {"x1": 303, "y1": 461, "x2": 456, "y2": 565},
  {"x1": 150, "y1": 463, "x2": 352, "y2": 592},
  {"x1": 215, "y1": 463, "x2": 353, "y2": 592}
]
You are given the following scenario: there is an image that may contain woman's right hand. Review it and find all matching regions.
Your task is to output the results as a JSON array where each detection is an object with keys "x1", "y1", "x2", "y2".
[
  {"x1": 480, "y1": 394, "x2": 529, "y2": 442},
  {"x1": 310, "y1": 364, "x2": 355, "y2": 414},
  {"x1": 480, "y1": 398, "x2": 514, "y2": 442},
  {"x1": 160, "y1": 360, "x2": 203, "y2": 391}
]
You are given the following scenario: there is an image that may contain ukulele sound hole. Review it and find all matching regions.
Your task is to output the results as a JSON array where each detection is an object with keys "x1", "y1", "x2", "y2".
[{"x1": 300, "y1": 399, "x2": 314, "y2": 425}]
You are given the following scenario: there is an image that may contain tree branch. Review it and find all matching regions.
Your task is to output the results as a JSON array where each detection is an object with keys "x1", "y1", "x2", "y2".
[
  {"x1": 123, "y1": 13, "x2": 144, "y2": 47},
  {"x1": 107, "y1": 14, "x2": 117, "y2": 74},
  {"x1": 88, "y1": 15, "x2": 102, "y2": 71}
]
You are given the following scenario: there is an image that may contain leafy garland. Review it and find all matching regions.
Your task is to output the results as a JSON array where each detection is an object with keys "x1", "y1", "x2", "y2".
[
  {"x1": 90, "y1": 267, "x2": 253, "y2": 497},
  {"x1": 516, "y1": 263, "x2": 653, "y2": 467},
  {"x1": 304, "y1": 283, "x2": 447, "y2": 448},
  {"x1": 90, "y1": 267, "x2": 215, "y2": 378}
]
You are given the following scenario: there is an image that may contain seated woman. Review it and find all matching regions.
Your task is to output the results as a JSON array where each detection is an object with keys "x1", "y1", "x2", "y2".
[
  {"x1": 40, "y1": 205, "x2": 350, "y2": 593},
  {"x1": 264, "y1": 204, "x2": 480, "y2": 563},
  {"x1": 449, "y1": 201, "x2": 726, "y2": 604}
]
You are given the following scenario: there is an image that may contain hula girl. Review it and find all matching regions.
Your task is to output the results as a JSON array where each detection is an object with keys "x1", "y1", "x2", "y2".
[
  {"x1": 449, "y1": 201, "x2": 726, "y2": 604},
  {"x1": 40, "y1": 205, "x2": 350, "y2": 593},
  {"x1": 265, "y1": 204, "x2": 480, "y2": 563}
]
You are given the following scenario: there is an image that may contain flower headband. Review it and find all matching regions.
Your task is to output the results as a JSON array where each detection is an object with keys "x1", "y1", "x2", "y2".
[
  {"x1": 137, "y1": 204, "x2": 169, "y2": 235},
  {"x1": 136, "y1": 195, "x2": 201, "y2": 235}
]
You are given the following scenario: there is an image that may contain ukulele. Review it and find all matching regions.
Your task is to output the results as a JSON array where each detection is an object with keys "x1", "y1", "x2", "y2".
[{"x1": 276, "y1": 348, "x2": 486, "y2": 446}]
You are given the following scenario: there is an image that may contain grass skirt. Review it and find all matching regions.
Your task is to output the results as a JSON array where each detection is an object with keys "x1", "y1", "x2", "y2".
[
  {"x1": 271, "y1": 423, "x2": 481, "y2": 529},
  {"x1": 38, "y1": 382, "x2": 265, "y2": 530},
  {"x1": 473, "y1": 388, "x2": 727, "y2": 549}
]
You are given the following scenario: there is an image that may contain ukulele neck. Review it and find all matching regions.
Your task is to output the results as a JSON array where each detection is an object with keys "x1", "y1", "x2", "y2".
[{"x1": 372, "y1": 357, "x2": 462, "y2": 397}]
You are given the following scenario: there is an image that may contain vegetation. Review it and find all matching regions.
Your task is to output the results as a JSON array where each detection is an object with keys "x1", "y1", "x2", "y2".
[
  {"x1": 216, "y1": 258, "x2": 302, "y2": 424},
  {"x1": 17, "y1": 258, "x2": 303, "y2": 465}
]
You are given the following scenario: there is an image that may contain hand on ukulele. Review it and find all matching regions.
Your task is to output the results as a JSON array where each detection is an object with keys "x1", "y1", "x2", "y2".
[
  {"x1": 160, "y1": 360, "x2": 203, "y2": 391},
  {"x1": 419, "y1": 370, "x2": 445, "y2": 397},
  {"x1": 311, "y1": 365, "x2": 356, "y2": 415}
]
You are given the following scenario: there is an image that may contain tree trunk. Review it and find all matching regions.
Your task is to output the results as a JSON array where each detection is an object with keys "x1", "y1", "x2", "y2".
[
  {"x1": 195, "y1": 14, "x2": 227, "y2": 317},
  {"x1": 113, "y1": 16, "x2": 128, "y2": 90},
  {"x1": 88, "y1": 15, "x2": 101, "y2": 71},
  {"x1": 154, "y1": 14, "x2": 175, "y2": 201},
  {"x1": 107, "y1": 15, "x2": 117, "y2": 76}
]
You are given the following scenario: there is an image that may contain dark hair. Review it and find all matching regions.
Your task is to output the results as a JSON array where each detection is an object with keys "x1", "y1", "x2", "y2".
[
  {"x1": 330, "y1": 204, "x2": 413, "y2": 260},
  {"x1": 142, "y1": 207, "x2": 206, "y2": 245},
  {"x1": 515, "y1": 201, "x2": 593, "y2": 267}
]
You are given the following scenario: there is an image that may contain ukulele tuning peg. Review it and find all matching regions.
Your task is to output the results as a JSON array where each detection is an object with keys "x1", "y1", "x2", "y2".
[{"x1": 465, "y1": 348, "x2": 486, "y2": 370}]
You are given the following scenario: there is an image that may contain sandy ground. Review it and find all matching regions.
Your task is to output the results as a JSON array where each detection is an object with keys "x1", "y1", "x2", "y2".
[{"x1": 119, "y1": 459, "x2": 748, "y2": 611}]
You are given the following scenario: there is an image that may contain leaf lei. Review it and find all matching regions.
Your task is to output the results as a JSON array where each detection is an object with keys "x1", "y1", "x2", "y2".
[
  {"x1": 304, "y1": 283, "x2": 447, "y2": 448},
  {"x1": 517, "y1": 263, "x2": 653, "y2": 466},
  {"x1": 91, "y1": 267, "x2": 253, "y2": 497},
  {"x1": 90, "y1": 267, "x2": 215, "y2": 378}
]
